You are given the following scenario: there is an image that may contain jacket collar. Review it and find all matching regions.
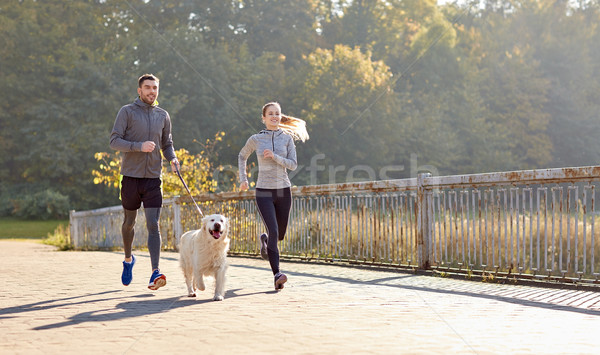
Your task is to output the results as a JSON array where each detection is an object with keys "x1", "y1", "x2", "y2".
[
  {"x1": 134, "y1": 97, "x2": 159, "y2": 108},
  {"x1": 259, "y1": 128, "x2": 282, "y2": 135}
]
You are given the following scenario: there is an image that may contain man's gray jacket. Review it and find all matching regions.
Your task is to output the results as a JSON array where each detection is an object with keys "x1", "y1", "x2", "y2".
[{"x1": 110, "y1": 98, "x2": 176, "y2": 178}]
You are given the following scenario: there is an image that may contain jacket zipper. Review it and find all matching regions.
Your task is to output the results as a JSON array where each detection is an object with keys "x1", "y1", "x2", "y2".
[
  {"x1": 146, "y1": 107, "x2": 152, "y2": 177},
  {"x1": 271, "y1": 131, "x2": 275, "y2": 152}
]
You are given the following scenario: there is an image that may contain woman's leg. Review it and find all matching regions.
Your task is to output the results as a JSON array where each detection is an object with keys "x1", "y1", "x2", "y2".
[
  {"x1": 255, "y1": 189, "x2": 280, "y2": 275},
  {"x1": 274, "y1": 188, "x2": 292, "y2": 241}
]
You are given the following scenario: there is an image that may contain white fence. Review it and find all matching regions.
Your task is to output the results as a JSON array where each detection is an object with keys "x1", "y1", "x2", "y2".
[{"x1": 70, "y1": 165, "x2": 600, "y2": 285}]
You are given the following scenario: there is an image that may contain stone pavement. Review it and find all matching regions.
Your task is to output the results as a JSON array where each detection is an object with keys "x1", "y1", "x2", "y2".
[{"x1": 2, "y1": 240, "x2": 600, "y2": 355}]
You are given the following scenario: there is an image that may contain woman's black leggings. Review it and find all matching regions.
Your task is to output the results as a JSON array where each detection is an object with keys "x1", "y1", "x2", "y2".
[{"x1": 255, "y1": 188, "x2": 292, "y2": 275}]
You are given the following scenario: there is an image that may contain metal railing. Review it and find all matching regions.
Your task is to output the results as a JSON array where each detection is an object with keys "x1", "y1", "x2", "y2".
[{"x1": 70, "y1": 166, "x2": 600, "y2": 285}]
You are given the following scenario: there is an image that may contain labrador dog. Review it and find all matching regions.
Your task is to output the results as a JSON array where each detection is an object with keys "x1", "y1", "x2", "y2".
[{"x1": 179, "y1": 214, "x2": 230, "y2": 301}]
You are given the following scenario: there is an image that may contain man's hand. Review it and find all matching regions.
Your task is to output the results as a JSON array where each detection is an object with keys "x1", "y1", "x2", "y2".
[
  {"x1": 141, "y1": 141, "x2": 156, "y2": 152},
  {"x1": 170, "y1": 159, "x2": 180, "y2": 173},
  {"x1": 240, "y1": 181, "x2": 249, "y2": 191}
]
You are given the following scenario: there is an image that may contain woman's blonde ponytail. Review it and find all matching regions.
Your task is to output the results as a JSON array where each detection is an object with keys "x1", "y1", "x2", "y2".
[
  {"x1": 280, "y1": 114, "x2": 309, "y2": 142},
  {"x1": 262, "y1": 102, "x2": 309, "y2": 142}
]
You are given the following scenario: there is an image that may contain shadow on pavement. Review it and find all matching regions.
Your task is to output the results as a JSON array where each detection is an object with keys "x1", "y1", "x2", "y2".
[
  {"x1": 0, "y1": 290, "x2": 134, "y2": 319},
  {"x1": 30, "y1": 288, "x2": 274, "y2": 330},
  {"x1": 230, "y1": 263, "x2": 600, "y2": 317}
]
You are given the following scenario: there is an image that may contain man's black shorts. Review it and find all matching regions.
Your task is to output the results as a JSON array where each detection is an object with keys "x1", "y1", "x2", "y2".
[{"x1": 120, "y1": 176, "x2": 162, "y2": 210}]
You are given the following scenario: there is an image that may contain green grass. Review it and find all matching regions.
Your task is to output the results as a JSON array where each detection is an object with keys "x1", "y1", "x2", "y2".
[{"x1": 0, "y1": 217, "x2": 69, "y2": 239}]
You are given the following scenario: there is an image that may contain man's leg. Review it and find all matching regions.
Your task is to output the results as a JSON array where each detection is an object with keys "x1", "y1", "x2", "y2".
[
  {"x1": 121, "y1": 208, "x2": 137, "y2": 285},
  {"x1": 120, "y1": 176, "x2": 142, "y2": 262},
  {"x1": 144, "y1": 207, "x2": 162, "y2": 270},
  {"x1": 122, "y1": 209, "x2": 137, "y2": 260},
  {"x1": 142, "y1": 177, "x2": 166, "y2": 290}
]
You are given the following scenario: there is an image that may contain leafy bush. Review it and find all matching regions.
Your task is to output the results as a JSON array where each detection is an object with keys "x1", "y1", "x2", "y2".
[
  {"x1": 12, "y1": 189, "x2": 70, "y2": 220},
  {"x1": 0, "y1": 187, "x2": 15, "y2": 217},
  {"x1": 43, "y1": 223, "x2": 73, "y2": 250}
]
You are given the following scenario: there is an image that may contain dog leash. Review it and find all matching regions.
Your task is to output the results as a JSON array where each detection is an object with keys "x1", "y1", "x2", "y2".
[{"x1": 175, "y1": 166, "x2": 204, "y2": 217}]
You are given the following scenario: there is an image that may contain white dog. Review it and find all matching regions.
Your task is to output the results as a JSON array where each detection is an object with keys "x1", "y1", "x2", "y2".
[{"x1": 179, "y1": 214, "x2": 230, "y2": 301}]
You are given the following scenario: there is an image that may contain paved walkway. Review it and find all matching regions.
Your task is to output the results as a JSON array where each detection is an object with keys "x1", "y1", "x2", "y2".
[{"x1": 2, "y1": 240, "x2": 600, "y2": 355}]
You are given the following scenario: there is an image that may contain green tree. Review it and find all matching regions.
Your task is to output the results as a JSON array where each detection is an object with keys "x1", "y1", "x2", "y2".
[
  {"x1": 0, "y1": 0, "x2": 121, "y2": 212},
  {"x1": 2, "y1": 0, "x2": 600, "y2": 218},
  {"x1": 531, "y1": 1, "x2": 600, "y2": 167},
  {"x1": 287, "y1": 45, "x2": 399, "y2": 183},
  {"x1": 233, "y1": 0, "x2": 322, "y2": 65}
]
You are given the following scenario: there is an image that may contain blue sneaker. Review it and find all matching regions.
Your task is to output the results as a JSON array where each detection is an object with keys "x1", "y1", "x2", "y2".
[
  {"x1": 260, "y1": 234, "x2": 269, "y2": 260},
  {"x1": 148, "y1": 269, "x2": 167, "y2": 290},
  {"x1": 121, "y1": 255, "x2": 136, "y2": 286}
]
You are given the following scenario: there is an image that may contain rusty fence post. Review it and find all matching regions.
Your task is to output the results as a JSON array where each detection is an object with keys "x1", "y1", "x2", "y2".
[
  {"x1": 69, "y1": 210, "x2": 77, "y2": 248},
  {"x1": 417, "y1": 173, "x2": 432, "y2": 269}
]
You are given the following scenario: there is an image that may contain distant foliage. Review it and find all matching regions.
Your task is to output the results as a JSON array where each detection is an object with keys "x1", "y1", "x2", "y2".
[
  {"x1": 11, "y1": 190, "x2": 71, "y2": 220},
  {"x1": 1, "y1": 0, "x2": 600, "y2": 213}
]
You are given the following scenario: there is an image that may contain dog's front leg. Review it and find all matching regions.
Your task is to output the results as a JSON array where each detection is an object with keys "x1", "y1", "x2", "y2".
[
  {"x1": 184, "y1": 272, "x2": 195, "y2": 297},
  {"x1": 213, "y1": 265, "x2": 227, "y2": 301},
  {"x1": 181, "y1": 258, "x2": 196, "y2": 297},
  {"x1": 193, "y1": 271, "x2": 205, "y2": 292}
]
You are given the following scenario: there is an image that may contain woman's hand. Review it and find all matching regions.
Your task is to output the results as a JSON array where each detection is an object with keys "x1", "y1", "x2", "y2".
[
  {"x1": 240, "y1": 181, "x2": 249, "y2": 191},
  {"x1": 263, "y1": 149, "x2": 274, "y2": 159}
]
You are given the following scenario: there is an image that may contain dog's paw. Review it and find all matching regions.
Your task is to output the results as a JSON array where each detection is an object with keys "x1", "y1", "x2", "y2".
[
  {"x1": 188, "y1": 293, "x2": 196, "y2": 297},
  {"x1": 213, "y1": 295, "x2": 224, "y2": 301}
]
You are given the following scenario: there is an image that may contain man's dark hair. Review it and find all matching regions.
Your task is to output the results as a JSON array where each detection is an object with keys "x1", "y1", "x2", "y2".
[{"x1": 138, "y1": 73, "x2": 159, "y2": 88}]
